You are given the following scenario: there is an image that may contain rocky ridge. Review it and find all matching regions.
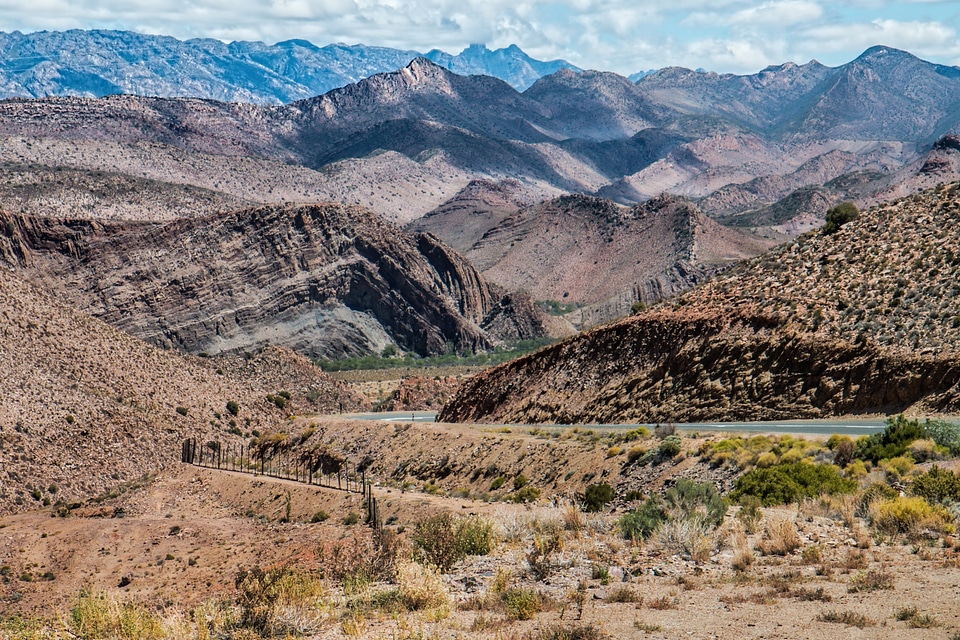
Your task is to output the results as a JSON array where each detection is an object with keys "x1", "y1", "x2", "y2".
[
  {"x1": 441, "y1": 182, "x2": 960, "y2": 423},
  {"x1": 0, "y1": 202, "x2": 556, "y2": 359},
  {"x1": 417, "y1": 192, "x2": 775, "y2": 327}
]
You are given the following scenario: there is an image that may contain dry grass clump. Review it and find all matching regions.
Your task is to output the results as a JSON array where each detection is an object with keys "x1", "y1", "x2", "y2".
[
  {"x1": 818, "y1": 610, "x2": 874, "y2": 628},
  {"x1": 654, "y1": 518, "x2": 714, "y2": 563},
  {"x1": 646, "y1": 595, "x2": 677, "y2": 610},
  {"x1": 758, "y1": 517, "x2": 800, "y2": 556},
  {"x1": 607, "y1": 585, "x2": 642, "y2": 603},
  {"x1": 395, "y1": 560, "x2": 449, "y2": 613},
  {"x1": 895, "y1": 606, "x2": 940, "y2": 628},
  {"x1": 528, "y1": 622, "x2": 608, "y2": 640},
  {"x1": 847, "y1": 568, "x2": 894, "y2": 593},
  {"x1": 70, "y1": 590, "x2": 167, "y2": 640},
  {"x1": 731, "y1": 530, "x2": 755, "y2": 572}
]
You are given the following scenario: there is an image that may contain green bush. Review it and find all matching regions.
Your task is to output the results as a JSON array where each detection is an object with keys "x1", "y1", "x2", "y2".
[
  {"x1": 583, "y1": 483, "x2": 614, "y2": 512},
  {"x1": 513, "y1": 475, "x2": 529, "y2": 490},
  {"x1": 412, "y1": 513, "x2": 495, "y2": 572},
  {"x1": 664, "y1": 478, "x2": 727, "y2": 528},
  {"x1": 501, "y1": 587, "x2": 541, "y2": 620},
  {"x1": 175, "y1": 406, "x2": 189, "y2": 417},
  {"x1": 855, "y1": 415, "x2": 925, "y2": 463},
  {"x1": 618, "y1": 498, "x2": 667, "y2": 540},
  {"x1": 822, "y1": 201, "x2": 859, "y2": 234},
  {"x1": 730, "y1": 462, "x2": 856, "y2": 506},
  {"x1": 911, "y1": 465, "x2": 960, "y2": 505},
  {"x1": 226, "y1": 400, "x2": 240, "y2": 417},
  {"x1": 505, "y1": 486, "x2": 541, "y2": 503},
  {"x1": 491, "y1": 476, "x2": 506, "y2": 490},
  {"x1": 922, "y1": 419, "x2": 960, "y2": 455},
  {"x1": 657, "y1": 435, "x2": 682, "y2": 460},
  {"x1": 869, "y1": 496, "x2": 955, "y2": 536}
]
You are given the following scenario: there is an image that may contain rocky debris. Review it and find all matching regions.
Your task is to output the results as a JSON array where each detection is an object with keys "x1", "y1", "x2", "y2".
[
  {"x1": 1, "y1": 202, "x2": 557, "y2": 360},
  {"x1": 441, "y1": 182, "x2": 960, "y2": 423}
]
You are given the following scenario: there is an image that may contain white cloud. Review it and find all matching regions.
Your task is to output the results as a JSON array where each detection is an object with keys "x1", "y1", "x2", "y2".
[
  {"x1": 0, "y1": 0, "x2": 958, "y2": 75},
  {"x1": 729, "y1": 0, "x2": 823, "y2": 26},
  {"x1": 802, "y1": 18, "x2": 960, "y2": 58}
]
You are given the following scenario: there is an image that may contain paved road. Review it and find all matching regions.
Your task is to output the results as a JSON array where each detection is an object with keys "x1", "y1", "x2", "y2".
[{"x1": 341, "y1": 411, "x2": 888, "y2": 436}]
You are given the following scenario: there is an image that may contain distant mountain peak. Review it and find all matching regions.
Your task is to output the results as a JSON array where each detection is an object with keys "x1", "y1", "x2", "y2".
[{"x1": 0, "y1": 30, "x2": 577, "y2": 103}]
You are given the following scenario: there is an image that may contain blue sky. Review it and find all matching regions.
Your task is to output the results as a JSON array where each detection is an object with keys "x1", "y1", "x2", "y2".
[{"x1": 1, "y1": 0, "x2": 958, "y2": 75}]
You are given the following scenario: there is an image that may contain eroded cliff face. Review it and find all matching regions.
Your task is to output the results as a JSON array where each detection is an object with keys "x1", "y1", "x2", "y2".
[
  {"x1": 1, "y1": 203, "x2": 552, "y2": 359},
  {"x1": 440, "y1": 309, "x2": 960, "y2": 424}
]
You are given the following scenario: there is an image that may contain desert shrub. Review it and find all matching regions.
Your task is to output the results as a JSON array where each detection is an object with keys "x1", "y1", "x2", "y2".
[
  {"x1": 756, "y1": 452, "x2": 778, "y2": 468},
  {"x1": 533, "y1": 623, "x2": 606, "y2": 639},
  {"x1": 921, "y1": 419, "x2": 960, "y2": 455},
  {"x1": 413, "y1": 513, "x2": 495, "y2": 572},
  {"x1": 663, "y1": 478, "x2": 727, "y2": 528},
  {"x1": 911, "y1": 465, "x2": 960, "y2": 504},
  {"x1": 817, "y1": 610, "x2": 873, "y2": 628},
  {"x1": 319, "y1": 529, "x2": 400, "y2": 585},
  {"x1": 175, "y1": 406, "x2": 188, "y2": 417},
  {"x1": 343, "y1": 511, "x2": 360, "y2": 525},
  {"x1": 758, "y1": 517, "x2": 800, "y2": 556},
  {"x1": 736, "y1": 495, "x2": 763, "y2": 534},
  {"x1": 395, "y1": 560, "x2": 449, "y2": 612},
  {"x1": 847, "y1": 569, "x2": 894, "y2": 593},
  {"x1": 657, "y1": 435, "x2": 682, "y2": 460},
  {"x1": 822, "y1": 201, "x2": 859, "y2": 234},
  {"x1": 654, "y1": 517, "x2": 713, "y2": 562},
  {"x1": 583, "y1": 483, "x2": 614, "y2": 512},
  {"x1": 833, "y1": 438, "x2": 855, "y2": 467},
  {"x1": 627, "y1": 445, "x2": 647, "y2": 463},
  {"x1": 731, "y1": 462, "x2": 856, "y2": 506},
  {"x1": 310, "y1": 510, "x2": 330, "y2": 523},
  {"x1": 502, "y1": 587, "x2": 541, "y2": 620},
  {"x1": 527, "y1": 531, "x2": 564, "y2": 580},
  {"x1": 907, "y1": 439, "x2": 944, "y2": 463},
  {"x1": 513, "y1": 475, "x2": 529, "y2": 490},
  {"x1": 868, "y1": 496, "x2": 955, "y2": 536},
  {"x1": 855, "y1": 415, "x2": 926, "y2": 463},
  {"x1": 233, "y1": 565, "x2": 325, "y2": 635},
  {"x1": 491, "y1": 476, "x2": 506, "y2": 490},
  {"x1": 879, "y1": 455, "x2": 914, "y2": 479},
  {"x1": 506, "y1": 486, "x2": 541, "y2": 503},
  {"x1": 606, "y1": 446, "x2": 622, "y2": 458},
  {"x1": 618, "y1": 497, "x2": 667, "y2": 540},
  {"x1": 70, "y1": 590, "x2": 165, "y2": 639},
  {"x1": 855, "y1": 482, "x2": 899, "y2": 517},
  {"x1": 226, "y1": 400, "x2": 240, "y2": 417}
]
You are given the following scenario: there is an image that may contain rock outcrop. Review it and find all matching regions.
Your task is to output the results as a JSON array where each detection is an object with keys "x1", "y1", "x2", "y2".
[{"x1": 1, "y1": 202, "x2": 554, "y2": 360}]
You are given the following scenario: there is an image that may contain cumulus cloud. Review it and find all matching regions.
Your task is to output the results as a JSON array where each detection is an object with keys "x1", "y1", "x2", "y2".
[{"x1": 0, "y1": 0, "x2": 957, "y2": 74}]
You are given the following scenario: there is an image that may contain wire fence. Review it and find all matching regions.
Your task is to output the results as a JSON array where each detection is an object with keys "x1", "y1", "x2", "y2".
[{"x1": 181, "y1": 437, "x2": 382, "y2": 532}]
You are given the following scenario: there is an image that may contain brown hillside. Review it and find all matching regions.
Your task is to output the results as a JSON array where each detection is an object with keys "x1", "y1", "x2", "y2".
[
  {"x1": 458, "y1": 193, "x2": 773, "y2": 326},
  {"x1": 0, "y1": 267, "x2": 366, "y2": 514},
  {"x1": 441, "y1": 182, "x2": 960, "y2": 423}
]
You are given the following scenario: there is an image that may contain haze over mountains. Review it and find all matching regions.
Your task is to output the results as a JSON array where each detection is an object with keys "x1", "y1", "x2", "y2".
[{"x1": 0, "y1": 30, "x2": 578, "y2": 103}]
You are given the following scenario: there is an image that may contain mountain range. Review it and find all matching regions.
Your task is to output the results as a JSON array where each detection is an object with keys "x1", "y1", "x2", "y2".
[
  {"x1": 0, "y1": 30, "x2": 579, "y2": 103},
  {"x1": 3, "y1": 43, "x2": 960, "y2": 349}
]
